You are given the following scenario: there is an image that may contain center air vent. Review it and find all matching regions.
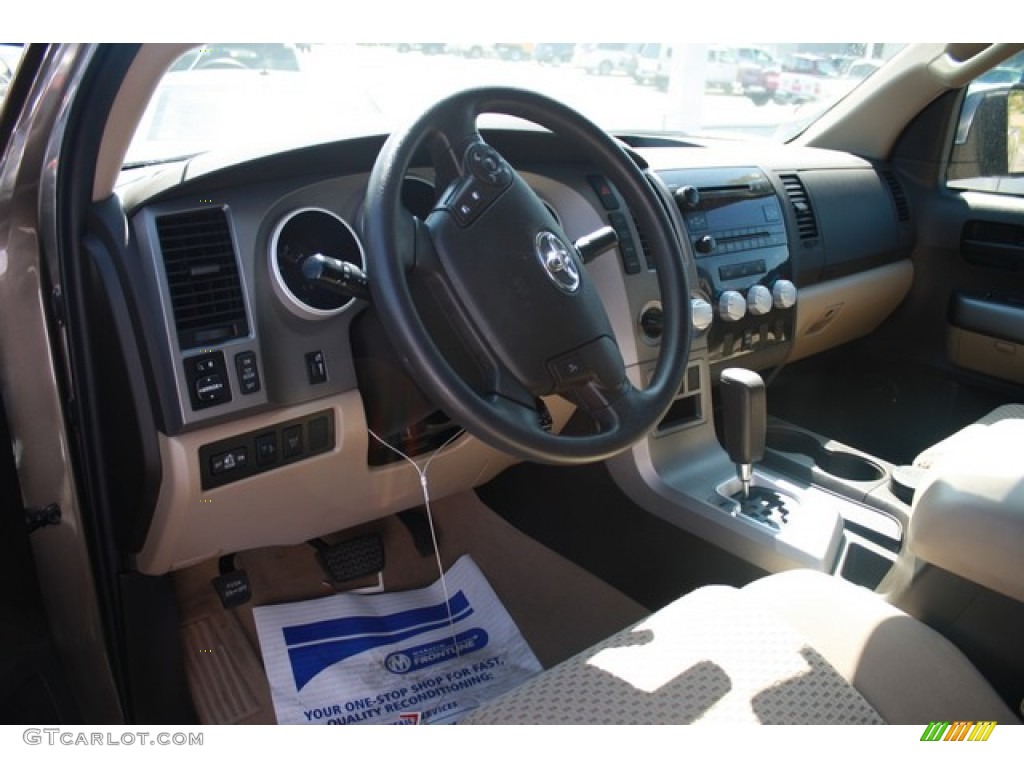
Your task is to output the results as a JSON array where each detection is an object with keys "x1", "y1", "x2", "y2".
[
  {"x1": 156, "y1": 207, "x2": 249, "y2": 350},
  {"x1": 779, "y1": 173, "x2": 820, "y2": 242}
]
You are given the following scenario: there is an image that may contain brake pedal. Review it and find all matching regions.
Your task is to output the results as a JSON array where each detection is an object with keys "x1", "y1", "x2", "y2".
[{"x1": 310, "y1": 534, "x2": 385, "y2": 584}]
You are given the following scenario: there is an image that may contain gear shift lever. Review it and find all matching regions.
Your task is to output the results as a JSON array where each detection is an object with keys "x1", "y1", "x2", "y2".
[{"x1": 720, "y1": 368, "x2": 766, "y2": 499}]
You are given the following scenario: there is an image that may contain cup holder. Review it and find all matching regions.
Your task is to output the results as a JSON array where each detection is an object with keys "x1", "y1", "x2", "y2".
[{"x1": 766, "y1": 428, "x2": 885, "y2": 482}]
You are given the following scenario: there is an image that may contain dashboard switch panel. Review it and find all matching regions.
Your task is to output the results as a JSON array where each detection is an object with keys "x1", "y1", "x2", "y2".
[
  {"x1": 306, "y1": 350, "x2": 328, "y2": 385},
  {"x1": 255, "y1": 433, "x2": 278, "y2": 466},
  {"x1": 587, "y1": 174, "x2": 620, "y2": 210},
  {"x1": 235, "y1": 351, "x2": 261, "y2": 395},
  {"x1": 199, "y1": 409, "x2": 335, "y2": 490},
  {"x1": 184, "y1": 351, "x2": 232, "y2": 410}
]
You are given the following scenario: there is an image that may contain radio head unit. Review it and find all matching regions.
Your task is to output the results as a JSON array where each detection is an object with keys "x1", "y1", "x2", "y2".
[{"x1": 659, "y1": 166, "x2": 797, "y2": 369}]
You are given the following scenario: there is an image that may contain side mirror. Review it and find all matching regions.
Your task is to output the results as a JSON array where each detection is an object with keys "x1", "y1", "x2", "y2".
[
  {"x1": 950, "y1": 83, "x2": 1024, "y2": 180},
  {"x1": 1010, "y1": 88, "x2": 1023, "y2": 174}
]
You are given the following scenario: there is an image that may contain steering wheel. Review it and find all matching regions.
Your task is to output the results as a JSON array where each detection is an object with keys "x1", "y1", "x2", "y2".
[{"x1": 362, "y1": 87, "x2": 690, "y2": 465}]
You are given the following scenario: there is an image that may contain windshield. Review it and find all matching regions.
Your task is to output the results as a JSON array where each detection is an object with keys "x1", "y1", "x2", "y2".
[{"x1": 124, "y1": 43, "x2": 906, "y2": 168}]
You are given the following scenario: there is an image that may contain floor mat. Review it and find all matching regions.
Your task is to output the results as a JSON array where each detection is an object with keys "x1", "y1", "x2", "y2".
[
  {"x1": 252, "y1": 555, "x2": 542, "y2": 724},
  {"x1": 181, "y1": 615, "x2": 271, "y2": 724},
  {"x1": 175, "y1": 490, "x2": 648, "y2": 724}
]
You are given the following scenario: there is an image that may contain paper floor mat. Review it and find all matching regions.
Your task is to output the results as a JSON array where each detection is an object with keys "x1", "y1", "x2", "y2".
[{"x1": 253, "y1": 554, "x2": 541, "y2": 724}]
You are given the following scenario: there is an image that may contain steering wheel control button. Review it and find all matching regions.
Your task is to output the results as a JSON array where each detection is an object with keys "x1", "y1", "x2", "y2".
[
  {"x1": 466, "y1": 143, "x2": 512, "y2": 187},
  {"x1": 448, "y1": 179, "x2": 501, "y2": 227},
  {"x1": 549, "y1": 337, "x2": 624, "y2": 390},
  {"x1": 443, "y1": 163, "x2": 509, "y2": 226},
  {"x1": 535, "y1": 231, "x2": 581, "y2": 293},
  {"x1": 454, "y1": 185, "x2": 483, "y2": 223},
  {"x1": 305, "y1": 350, "x2": 328, "y2": 385},
  {"x1": 719, "y1": 290, "x2": 747, "y2": 322},
  {"x1": 234, "y1": 351, "x2": 261, "y2": 395},
  {"x1": 184, "y1": 351, "x2": 232, "y2": 411}
]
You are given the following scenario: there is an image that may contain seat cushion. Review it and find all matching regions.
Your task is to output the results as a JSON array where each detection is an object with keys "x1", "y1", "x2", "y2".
[
  {"x1": 742, "y1": 570, "x2": 1017, "y2": 724},
  {"x1": 913, "y1": 403, "x2": 1024, "y2": 470},
  {"x1": 462, "y1": 580, "x2": 884, "y2": 724},
  {"x1": 463, "y1": 570, "x2": 1016, "y2": 725}
]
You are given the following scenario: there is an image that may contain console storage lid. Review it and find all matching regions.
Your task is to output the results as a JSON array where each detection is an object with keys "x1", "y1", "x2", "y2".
[{"x1": 909, "y1": 419, "x2": 1024, "y2": 603}]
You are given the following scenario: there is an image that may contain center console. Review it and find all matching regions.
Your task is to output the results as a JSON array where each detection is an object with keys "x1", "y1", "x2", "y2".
[{"x1": 608, "y1": 163, "x2": 908, "y2": 589}]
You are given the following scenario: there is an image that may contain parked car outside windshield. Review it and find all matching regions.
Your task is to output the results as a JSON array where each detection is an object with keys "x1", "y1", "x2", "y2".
[{"x1": 124, "y1": 42, "x2": 904, "y2": 171}]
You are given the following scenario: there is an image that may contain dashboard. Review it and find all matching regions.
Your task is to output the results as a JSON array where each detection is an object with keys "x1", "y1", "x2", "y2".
[{"x1": 113, "y1": 129, "x2": 915, "y2": 575}]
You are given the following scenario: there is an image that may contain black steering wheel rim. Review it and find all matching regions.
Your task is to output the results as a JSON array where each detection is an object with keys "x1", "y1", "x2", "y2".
[{"x1": 363, "y1": 86, "x2": 690, "y2": 464}]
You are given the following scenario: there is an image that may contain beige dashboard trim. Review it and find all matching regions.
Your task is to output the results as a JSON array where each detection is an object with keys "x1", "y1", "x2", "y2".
[
  {"x1": 135, "y1": 390, "x2": 573, "y2": 575},
  {"x1": 947, "y1": 326, "x2": 1024, "y2": 384},
  {"x1": 790, "y1": 260, "x2": 913, "y2": 363}
]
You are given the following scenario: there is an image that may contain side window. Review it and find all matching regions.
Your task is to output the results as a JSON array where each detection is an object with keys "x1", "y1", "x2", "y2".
[
  {"x1": 0, "y1": 45, "x2": 26, "y2": 114},
  {"x1": 947, "y1": 51, "x2": 1024, "y2": 195}
]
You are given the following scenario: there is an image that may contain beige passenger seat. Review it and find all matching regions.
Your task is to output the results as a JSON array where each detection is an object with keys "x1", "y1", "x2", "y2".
[
  {"x1": 913, "y1": 403, "x2": 1024, "y2": 470},
  {"x1": 886, "y1": 404, "x2": 1023, "y2": 504}
]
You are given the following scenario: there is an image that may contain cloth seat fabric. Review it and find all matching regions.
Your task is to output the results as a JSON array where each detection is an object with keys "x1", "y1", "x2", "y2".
[
  {"x1": 913, "y1": 404, "x2": 1024, "y2": 470},
  {"x1": 463, "y1": 570, "x2": 1017, "y2": 725}
]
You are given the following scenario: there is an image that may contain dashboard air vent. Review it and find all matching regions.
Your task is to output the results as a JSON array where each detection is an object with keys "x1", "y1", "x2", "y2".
[
  {"x1": 779, "y1": 173, "x2": 819, "y2": 242},
  {"x1": 880, "y1": 170, "x2": 910, "y2": 222},
  {"x1": 155, "y1": 208, "x2": 249, "y2": 350}
]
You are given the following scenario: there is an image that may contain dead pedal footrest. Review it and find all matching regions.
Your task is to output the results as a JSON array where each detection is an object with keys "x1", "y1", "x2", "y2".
[{"x1": 310, "y1": 534, "x2": 385, "y2": 583}]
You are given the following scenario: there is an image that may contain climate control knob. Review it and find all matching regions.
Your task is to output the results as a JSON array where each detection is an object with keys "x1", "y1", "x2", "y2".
[
  {"x1": 691, "y1": 297, "x2": 714, "y2": 333},
  {"x1": 747, "y1": 285, "x2": 773, "y2": 316},
  {"x1": 772, "y1": 280, "x2": 798, "y2": 309},
  {"x1": 718, "y1": 290, "x2": 747, "y2": 322}
]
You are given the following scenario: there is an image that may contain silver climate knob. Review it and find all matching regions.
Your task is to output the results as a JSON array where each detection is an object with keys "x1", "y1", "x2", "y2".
[
  {"x1": 747, "y1": 285, "x2": 773, "y2": 316},
  {"x1": 718, "y1": 290, "x2": 747, "y2": 322},
  {"x1": 691, "y1": 297, "x2": 714, "y2": 332},
  {"x1": 772, "y1": 280, "x2": 797, "y2": 309}
]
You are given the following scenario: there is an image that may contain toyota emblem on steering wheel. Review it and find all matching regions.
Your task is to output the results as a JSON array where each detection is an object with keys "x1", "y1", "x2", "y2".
[{"x1": 535, "y1": 231, "x2": 581, "y2": 294}]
